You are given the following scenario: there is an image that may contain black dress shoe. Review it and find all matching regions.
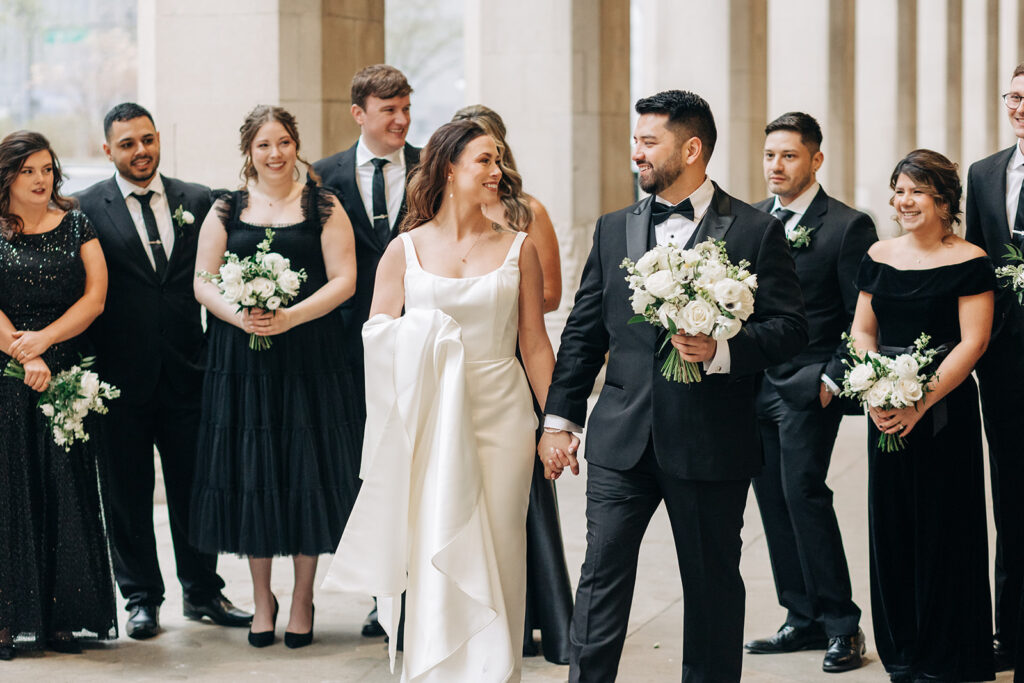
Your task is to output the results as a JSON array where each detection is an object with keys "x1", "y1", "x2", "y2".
[
  {"x1": 126, "y1": 605, "x2": 160, "y2": 640},
  {"x1": 822, "y1": 628, "x2": 866, "y2": 673},
  {"x1": 745, "y1": 623, "x2": 829, "y2": 654},
  {"x1": 248, "y1": 596, "x2": 279, "y2": 648},
  {"x1": 994, "y1": 636, "x2": 1014, "y2": 672},
  {"x1": 184, "y1": 594, "x2": 253, "y2": 628},
  {"x1": 362, "y1": 605, "x2": 385, "y2": 637},
  {"x1": 0, "y1": 646, "x2": 14, "y2": 661},
  {"x1": 47, "y1": 632, "x2": 82, "y2": 654},
  {"x1": 284, "y1": 604, "x2": 314, "y2": 649}
]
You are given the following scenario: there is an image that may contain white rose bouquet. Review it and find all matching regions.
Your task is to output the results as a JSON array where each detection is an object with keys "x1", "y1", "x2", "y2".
[
  {"x1": 199, "y1": 228, "x2": 307, "y2": 350},
  {"x1": 3, "y1": 355, "x2": 121, "y2": 452},
  {"x1": 995, "y1": 243, "x2": 1024, "y2": 304},
  {"x1": 839, "y1": 332, "x2": 940, "y2": 453},
  {"x1": 620, "y1": 238, "x2": 757, "y2": 383}
]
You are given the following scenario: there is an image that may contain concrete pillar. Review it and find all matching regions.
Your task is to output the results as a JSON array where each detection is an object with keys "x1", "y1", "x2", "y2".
[
  {"x1": 962, "y1": 0, "x2": 1000, "y2": 168},
  {"x1": 855, "y1": 0, "x2": 917, "y2": 238},
  {"x1": 765, "y1": 0, "x2": 857, "y2": 204},
  {"x1": 916, "y1": 0, "x2": 962, "y2": 166},
  {"x1": 464, "y1": 0, "x2": 630, "y2": 309},
  {"x1": 138, "y1": 0, "x2": 383, "y2": 188}
]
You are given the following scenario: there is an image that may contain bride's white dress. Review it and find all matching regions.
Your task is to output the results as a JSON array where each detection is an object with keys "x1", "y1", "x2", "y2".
[{"x1": 324, "y1": 231, "x2": 536, "y2": 682}]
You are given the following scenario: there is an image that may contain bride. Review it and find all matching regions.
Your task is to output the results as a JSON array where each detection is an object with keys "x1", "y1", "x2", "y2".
[{"x1": 324, "y1": 119, "x2": 564, "y2": 681}]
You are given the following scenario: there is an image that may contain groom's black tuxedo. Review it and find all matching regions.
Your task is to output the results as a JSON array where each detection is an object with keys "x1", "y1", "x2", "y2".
[
  {"x1": 965, "y1": 145, "x2": 1024, "y2": 654},
  {"x1": 750, "y1": 187, "x2": 875, "y2": 639},
  {"x1": 547, "y1": 184, "x2": 807, "y2": 682},
  {"x1": 78, "y1": 174, "x2": 224, "y2": 609}
]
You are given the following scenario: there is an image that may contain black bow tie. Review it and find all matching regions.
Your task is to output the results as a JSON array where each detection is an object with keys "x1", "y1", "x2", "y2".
[{"x1": 651, "y1": 198, "x2": 695, "y2": 225}]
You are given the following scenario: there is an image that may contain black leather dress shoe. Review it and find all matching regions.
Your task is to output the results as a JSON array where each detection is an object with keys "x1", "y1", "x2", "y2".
[
  {"x1": 47, "y1": 633, "x2": 82, "y2": 654},
  {"x1": 362, "y1": 606, "x2": 385, "y2": 637},
  {"x1": 126, "y1": 605, "x2": 160, "y2": 640},
  {"x1": 822, "y1": 628, "x2": 866, "y2": 673},
  {"x1": 744, "y1": 623, "x2": 829, "y2": 654},
  {"x1": 994, "y1": 636, "x2": 1014, "y2": 672},
  {"x1": 183, "y1": 594, "x2": 252, "y2": 627}
]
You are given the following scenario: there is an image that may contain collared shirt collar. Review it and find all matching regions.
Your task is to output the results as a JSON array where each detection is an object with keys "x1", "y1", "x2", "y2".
[
  {"x1": 116, "y1": 172, "x2": 165, "y2": 200},
  {"x1": 655, "y1": 176, "x2": 714, "y2": 220},
  {"x1": 1011, "y1": 141, "x2": 1024, "y2": 171},
  {"x1": 770, "y1": 181, "x2": 820, "y2": 217},
  {"x1": 356, "y1": 135, "x2": 405, "y2": 168}
]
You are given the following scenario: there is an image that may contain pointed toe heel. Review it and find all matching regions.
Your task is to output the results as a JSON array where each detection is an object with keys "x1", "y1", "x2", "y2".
[
  {"x1": 284, "y1": 604, "x2": 314, "y2": 649},
  {"x1": 247, "y1": 596, "x2": 279, "y2": 648}
]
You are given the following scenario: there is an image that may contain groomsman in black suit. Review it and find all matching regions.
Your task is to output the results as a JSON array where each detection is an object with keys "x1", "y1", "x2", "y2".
[
  {"x1": 965, "y1": 63, "x2": 1024, "y2": 672},
  {"x1": 541, "y1": 90, "x2": 807, "y2": 683},
  {"x1": 311, "y1": 64, "x2": 419, "y2": 638},
  {"x1": 743, "y1": 112, "x2": 875, "y2": 672},
  {"x1": 77, "y1": 103, "x2": 250, "y2": 639}
]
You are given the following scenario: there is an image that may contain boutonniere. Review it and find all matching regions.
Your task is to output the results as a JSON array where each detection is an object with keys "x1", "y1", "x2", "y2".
[
  {"x1": 787, "y1": 224, "x2": 816, "y2": 250},
  {"x1": 173, "y1": 204, "x2": 195, "y2": 228}
]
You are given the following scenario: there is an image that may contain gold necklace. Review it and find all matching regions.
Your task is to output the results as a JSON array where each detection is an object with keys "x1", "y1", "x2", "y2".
[
  {"x1": 460, "y1": 231, "x2": 485, "y2": 263},
  {"x1": 912, "y1": 240, "x2": 945, "y2": 264}
]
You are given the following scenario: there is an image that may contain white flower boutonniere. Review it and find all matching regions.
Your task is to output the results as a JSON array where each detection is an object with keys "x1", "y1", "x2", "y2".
[
  {"x1": 173, "y1": 204, "x2": 195, "y2": 228},
  {"x1": 787, "y1": 224, "x2": 815, "y2": 250}
]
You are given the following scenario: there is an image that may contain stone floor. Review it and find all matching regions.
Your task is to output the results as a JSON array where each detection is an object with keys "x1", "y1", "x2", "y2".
[{"x1": 6, "y1": 411, "x2": 1013, "y2": 681}]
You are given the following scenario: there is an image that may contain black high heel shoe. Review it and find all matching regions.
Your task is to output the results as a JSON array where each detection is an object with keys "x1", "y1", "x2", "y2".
[
  {"x1": 284, "y1": 604, "x2": 314, "y2": 649},
  {"x1": 247, "y1": 596, "x2": 279, "y2": 648}
]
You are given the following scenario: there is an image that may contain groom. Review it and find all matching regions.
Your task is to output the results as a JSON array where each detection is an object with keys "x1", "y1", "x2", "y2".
[{"x1": 541, "y1": 90, "x2": 807, "y2": 682}]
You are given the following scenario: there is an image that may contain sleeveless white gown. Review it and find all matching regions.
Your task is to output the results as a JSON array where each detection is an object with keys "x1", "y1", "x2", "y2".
[{"x1": 324, "y1": 231, "x2": 536, "y2": 682}]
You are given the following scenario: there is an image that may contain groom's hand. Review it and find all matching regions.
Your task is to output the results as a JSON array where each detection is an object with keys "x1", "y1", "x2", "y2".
[
  {"x1": 538, "y1": 430, "x2": 580, "y2": 480},
  {"x1": 671, "y1": 332, "x2": 717, "y2": 363}
]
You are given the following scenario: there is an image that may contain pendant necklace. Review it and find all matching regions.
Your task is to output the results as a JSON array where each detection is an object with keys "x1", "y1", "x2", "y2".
[{"x1": 460, "y1": 231, "x2": 485, "y2": 263}]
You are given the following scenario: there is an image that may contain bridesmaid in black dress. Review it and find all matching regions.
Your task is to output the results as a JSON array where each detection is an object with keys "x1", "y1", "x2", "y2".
[
  {"x1": 190, "y1": 106, "x2": 360, "y2": 649},
  {"x1": 0, "y1": 131, "x2": 116, "y2": 659},
  {"x1": 849, "y1": 150, "x2": 995, "y2": 682}
]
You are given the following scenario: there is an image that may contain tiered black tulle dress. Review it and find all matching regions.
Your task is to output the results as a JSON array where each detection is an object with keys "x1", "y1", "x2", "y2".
[
  {"x1": 0, "y1": 211, "x2": 117, "y2": 645},
  {"x1": 857, "y1": 254, "x2": 995, "y2": 682},
  {"x1": 190, "y1": 185, "x2": 362, "y2": 558}
]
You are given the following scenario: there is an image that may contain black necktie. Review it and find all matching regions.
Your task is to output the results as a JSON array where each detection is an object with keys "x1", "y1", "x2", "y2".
[
  {"x1": 772, "y1": 207, "x2": 795, "y2": 226},
  {"x1": 370, "y1": 158, "x2": 391, "y2": 246},
  {"x1": 134, "y1": 191, "x2": 167, "y2": 277},
  {"x1": 651, "y1": 198, "x2": 695, "y2": 225},
  {"x1": 1013, "y1": 182, "x2": 1024, "y2": 248}
]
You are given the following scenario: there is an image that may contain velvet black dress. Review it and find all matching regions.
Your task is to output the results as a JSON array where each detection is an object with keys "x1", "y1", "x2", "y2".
[
  {"x1": 857, "y1": 254, "x2": 995, "y2": 682},
  {"x1": 189, "y1": 186, "x2": 362, "y2": 558},
  {"x1": 0, "y1": 211, "x2": 117, "y2": 646}
]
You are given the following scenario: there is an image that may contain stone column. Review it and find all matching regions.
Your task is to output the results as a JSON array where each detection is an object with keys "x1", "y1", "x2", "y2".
[
  {"x1": 962, "y1": 0, "x2": 1000, "y2": 168},
  {"x1": 855, "y1": 0, "x2": 917, "y2": 238},
  {"x1": 138, "y1": 0, "x2": 383, "y2": 188},
  {"x1": 464, "y1": 0, "x2": 631, "y2": 310},
  {"x1": 916, "y1": 0, "x2": 962, "y2": 166}
]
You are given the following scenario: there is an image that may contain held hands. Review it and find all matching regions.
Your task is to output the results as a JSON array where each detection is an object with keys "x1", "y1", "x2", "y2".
[
  {"x1": 670, "y1": 332, "x2": 717, "y2": 364},
  {"x1": 869, "y1": 403, "x2": 924, "y2": 437},
  {"x1": 9, "y1": 329, "x2": 53, "y2": 364},
  {"x1": 538, "y1": 430, "x2": 581, "y2": 480},
  {"x1": 239, "y1": 308, "x2": 294, "y2": 337},
  {"x1": 21, "y1": 357, "x2": 51, "y2": 392}
]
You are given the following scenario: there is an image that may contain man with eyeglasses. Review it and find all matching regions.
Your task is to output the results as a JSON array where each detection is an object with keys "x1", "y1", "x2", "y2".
[{"x1": 964, "y1": 62, "x2": 1024, "y2": 674}]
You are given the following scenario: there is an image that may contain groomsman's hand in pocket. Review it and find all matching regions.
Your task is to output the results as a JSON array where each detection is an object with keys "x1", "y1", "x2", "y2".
[
  {"x1": 538, "y1": 430, "x2": 580, "y2": 480},
  {"x1": 670, "y1": 332, "x2": 717, "y2": 363}
]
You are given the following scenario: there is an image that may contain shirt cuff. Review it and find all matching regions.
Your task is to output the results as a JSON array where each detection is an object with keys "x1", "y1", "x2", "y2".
[
  {"x1": 820, "y1": 373, "x2": 841, "y2": 394},
  {"x1": 543, "y1": 415, "x2": 582, "y2": 433},
  {"x1": 703, "y1": 339, "x2": 730, "y2": 375}
]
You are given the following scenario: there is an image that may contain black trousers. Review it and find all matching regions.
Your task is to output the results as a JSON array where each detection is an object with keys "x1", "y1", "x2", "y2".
[
  {"x1": 104, "y1": 379, "x2": 223, "y2": 609},
  {"x1": 753, "y1": 384, "x2": 860, "y2": 636},
  {"x1": 569, "y1": 443, "x2": 749, "y2": 683},
  {"x1": 975, "y1": 321, "x2": 1024, "y2": 649}
]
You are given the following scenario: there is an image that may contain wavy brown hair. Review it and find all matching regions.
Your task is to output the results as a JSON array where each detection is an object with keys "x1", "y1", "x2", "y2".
[
  {"x1": 238, "y1": 105, "x2": 319, "y2": 186},
  {"x1": 889, "y1": 149, "x2": 962, "y2": 232},
  {"x1": 451, "y1": 105, "x2": 533, "y2": 231},
  {"x1": 400, "y1": 119, "x2": 488, "y2": 232},
  {"x1": 0, "y1": 131, "x2": 74, "y2": 240}
]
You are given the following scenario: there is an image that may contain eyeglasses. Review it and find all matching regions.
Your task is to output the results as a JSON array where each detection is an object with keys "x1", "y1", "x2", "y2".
[{"x1": 1003, "y1": 93, "x2": 1024, "y2": 109}]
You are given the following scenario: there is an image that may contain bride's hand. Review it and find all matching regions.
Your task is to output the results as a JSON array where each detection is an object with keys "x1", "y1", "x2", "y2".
[{"x1": 869, "y1": 403, "x2": 925, "y2": 437}]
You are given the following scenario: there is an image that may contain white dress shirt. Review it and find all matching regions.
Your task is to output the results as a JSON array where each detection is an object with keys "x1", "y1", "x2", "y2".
[
  {"x1": 116, "y1": 173, "x2": 175, "y2": 270},
  {"x1": 1005, "y1": 141, "x2": 1024, "y2": 238},
  {"x1": 769, "y1": 181, "x2": 820, "y2": 238},
  {"x1": 355, "y1": 136, "x2": 406, "y2": 229}
]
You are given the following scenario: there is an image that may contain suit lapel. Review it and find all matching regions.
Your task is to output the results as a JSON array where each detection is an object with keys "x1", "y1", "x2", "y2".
[
  {"x1": 337, "y1": 145, "x2": 380, "y2": 253},
  {"x1": 694, "y1": 183, "x2": 736, "y2": 245},
  {"x1": 985, "y1": 147, "x2": 1014, "y2": 237},
  {"x1": 626, "y1": 196, "x2": 653, "y2": 262},
  {"x1": 393, "y1": 143, "x2": 420, "y2": 241},
  {"x1": 103, "y1": 177, "x2": 158, "y2": 284},
  {"x1": 162, "y1": 176, "x2": 190, "y2": 280}
]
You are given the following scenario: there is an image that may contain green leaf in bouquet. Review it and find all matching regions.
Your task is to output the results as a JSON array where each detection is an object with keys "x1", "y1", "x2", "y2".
[
  {"x1": 1003, "y1": 243, "x2": 1024, "y2": 263},
  {"x1": 628, "y1": 314, "x2": 648, "y2": 325}
]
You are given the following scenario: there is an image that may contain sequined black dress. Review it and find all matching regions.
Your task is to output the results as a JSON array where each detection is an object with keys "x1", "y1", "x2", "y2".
[
  {"x1": 0, "y1": 210, "x2": 117, "y2": 645},
  {"x1": 857, "y1": 254, "x2": 995, "y2": 681},
  {"x1": 190, "y1": 186, "x2": 362, "y2": 557}
]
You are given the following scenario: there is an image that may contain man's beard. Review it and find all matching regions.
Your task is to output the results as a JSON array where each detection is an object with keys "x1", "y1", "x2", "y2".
[
  {"x1": 118, "y1": 154, "x2": 159, "y2": 184},
  {"x1": 639, "y1": 155, "x2": 684, "y2": 196}
]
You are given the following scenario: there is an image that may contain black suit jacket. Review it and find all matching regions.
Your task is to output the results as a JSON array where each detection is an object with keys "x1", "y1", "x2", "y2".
[
  {"x1": 753, "y1": 188, "x2": 876, "y2": 411},
  {"x1": 546, "y1": 184, "x2": 808, "y2": 481},
  {"x1": 77, "y1": 175, "x2": 212, "y2": 404},
  {"x1": 312, "y1": 141, "x2": 421, "y2": 365}
]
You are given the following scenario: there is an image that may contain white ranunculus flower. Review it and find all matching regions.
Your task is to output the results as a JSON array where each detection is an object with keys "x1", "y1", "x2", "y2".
[
  {"x1": 847, "y1": 363, "x2": 876, "y2": 392},
  {"x1": 250, "y1": 276, "x2": 276, "y2": 299},
  {"x1": 261, "y1": 252, "x2": 288, "y2": 276},
  {"x1": 221, "y1": 280, "x2": 244, "y2": 304},
  {"x1": 278, "y1": 270, "x2": 301, "y2": 296},
  {"x1": 635, "y1": 250, "x2": 660, "y2": 276},
  {"x1": 655, "y1": 246, "x2": 672, "y2": 271},
  {"x1": 697, "y1": 261, "x2": 728, "y2": 287},
  {"x1": 182, "y1": 210, "x2": 195, "y2": 225},
  {"x1": 240, "y1": 282, "x2": 258, "y2": 307},
  {"x1": 656, "y1": 302, "x2": 684, "y2": 331},
  {"x1": 631, "y1": 289, "x2": 656, "y2": 315},
  {"x1": 72, "y1": 398, "x2": 89, "y2": 419},
  {"x1": 891, "y1": 354, "x2": 919, "y2": 379},
  {"x1": 680, "y1": 298, "x2": 717, "y2": 335},
  {"x1": 896, "y1": 377, "x2": 923, "y2": 403},
  {"x1": 265, "y1": 296, "x2": 282, "y2": 311},
  {"x1": 865, "y1": 377, "x2": 893, "y2": 408},
  {"x1": 80, "y1": 371, "x2": 100, "y2": 399},
  {"x1": 712, "y1": 278, "x2": 744, "y2": 305},
  {"x1": 712, "y1": 315, "x2": 742, "y2": 341},
  {"x1": 680, "y1": 249, "x2": 701, "y2": 267},
  {"x1": 742, "y1": 273, "x2": 758, "y2": 290},
  {"x1": 41, "y1": 403, "x2": 54, "y2": 417},
  {"x1": 644, "y1": 270, "x2": 678, "y2": 300},
  {"x1": 219, "y1": 261, "x2": 243, "y2": 285},
  {"x1": 53, "y1": 428, "x2": 67, "y2": 445}
]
